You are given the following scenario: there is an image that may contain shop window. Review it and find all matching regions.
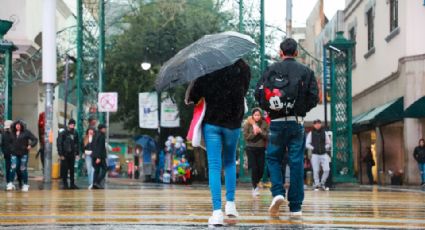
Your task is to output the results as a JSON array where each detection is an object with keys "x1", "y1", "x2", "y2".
[
  {"x1": 366, "y1": 8, "x2": 374, "y2": 50},
  {"x1": 389, "y1": 0, "x2": 398, "y2": 32}
]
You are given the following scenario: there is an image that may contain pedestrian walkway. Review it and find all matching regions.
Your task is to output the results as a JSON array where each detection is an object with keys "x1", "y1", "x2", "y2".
[{"x1": 0, "y1": 179, "x2": 424, "y2": 229}]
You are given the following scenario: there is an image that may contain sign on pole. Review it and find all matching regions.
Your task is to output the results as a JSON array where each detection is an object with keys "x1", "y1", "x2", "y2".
[
  {"x1": 160, "y1": 93, "x2": 180, "y2": 128},
  {"x1": 98, "y1": 92, "x2": 118, "y2": 112},
  {"x1": 139, "y1": 92, "x2": 159, "y2": 129}
]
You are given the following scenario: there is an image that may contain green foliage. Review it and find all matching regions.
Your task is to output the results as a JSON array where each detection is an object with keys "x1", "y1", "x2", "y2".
[{"x1": 106, "y1": 0, "x2": 231, "y2": 134}]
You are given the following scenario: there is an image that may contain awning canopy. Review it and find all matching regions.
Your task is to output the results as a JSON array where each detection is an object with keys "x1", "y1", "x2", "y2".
[
  {"x1": 353, "y1": 97, "x2": 404, "y2": 133},
  {"x1": 404, "y1": 96, "x2": 425, "y2": 118}
]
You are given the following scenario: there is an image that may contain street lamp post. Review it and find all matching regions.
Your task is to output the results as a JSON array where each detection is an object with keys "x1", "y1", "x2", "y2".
[{"x1": 42, "y1": 0, "x2": 57, "y2": 184}]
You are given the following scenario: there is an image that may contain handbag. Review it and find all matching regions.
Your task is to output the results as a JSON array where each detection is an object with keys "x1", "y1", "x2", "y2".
[{"x1": 187, "y1": 98, "x2": 206, "y2": 147}]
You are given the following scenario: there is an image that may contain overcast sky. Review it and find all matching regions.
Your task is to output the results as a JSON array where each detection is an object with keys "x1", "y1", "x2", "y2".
[{"x1": 265, "y1": 0, "x2": 346, "y2": 28}]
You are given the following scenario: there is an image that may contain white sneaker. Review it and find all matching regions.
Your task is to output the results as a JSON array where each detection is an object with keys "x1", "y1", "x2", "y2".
[
  {"x1": 225, "y1": 201, "x2": 239, "y2": 217},
  {"x1": 6, "y1": 182, "x2": 15, "y2": 191},
  {"x1": 290, "y1": 211, "x2": 303, "y2": 218},
  {"x1": 268, "y1": 195, "x2": 285, "y2": 217},
  {"x1": 208, "y1": 210, "x2": 224, "y2": 227},
  {"x1": 88, "y1": 184, "x2": 93, "y2": 190},
  {"x1": 22, "y1": 184, "x2": 29, "y2": 192},
  {"x1": 252, "y1": 187, "x2": 260, "y2": 197}
]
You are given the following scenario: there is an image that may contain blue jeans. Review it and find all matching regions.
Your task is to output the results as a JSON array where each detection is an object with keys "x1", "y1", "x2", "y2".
[
  {"x1": 203, "y1": 124, "x2": 240, "y2": 211},
  {"x1": 267, "y1": 121, "x2": 305, "y2": 212},
  {"x1": 85, "y1": 155, "x2": 95, "y2": 186},
  {"x1": 10, "y1": 155, "x2": 29, "y2": 184},
  {"x1": 418, "y1": 163, "x2": 425, "y2": 183}
]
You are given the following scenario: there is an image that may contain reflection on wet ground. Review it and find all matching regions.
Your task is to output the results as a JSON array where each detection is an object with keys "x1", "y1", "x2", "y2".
[{"x1": 0, "y1": 179, "x2": 424, "y2": 229}]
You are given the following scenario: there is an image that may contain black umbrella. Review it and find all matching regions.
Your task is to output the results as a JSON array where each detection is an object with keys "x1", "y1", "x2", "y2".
[{"x1": 155, "y1": 31, "x2": 256, "y2": 92}]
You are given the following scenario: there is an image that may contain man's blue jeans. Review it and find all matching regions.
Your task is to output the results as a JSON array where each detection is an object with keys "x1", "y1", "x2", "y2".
[
  {"x1": 418, "y1": 163, "x2": 425, "y2": 183},
  {"x1": 267, "y1": 121, "x2": 305, "y2": 212},
  {"x1": 203, "y1": 124, "x2": 240, "y2": 211}
]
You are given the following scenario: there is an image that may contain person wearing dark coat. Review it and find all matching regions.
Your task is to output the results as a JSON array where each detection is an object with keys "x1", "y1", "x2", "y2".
[
  {"x1": 8, "y1": 120, "x2": 38, "y2": 192},
  {"x1": 92, "y1": 124, "x2": 107, "y2": 189},
  {"x1": 57, "y1": 119, "x2": 80, "y2": 189},
  {"x1": 188, "y1": 59, "x2": 251, "y2": 226},
  {"x1": 1, "y1": 120, "x2": 14, "y2": 189},
  {"x1": 363, "y1": 147, "x2": 375, "y2": 185},
  {"x1": 255, "y1": 38, "x2": 319, "y2": 217},
  {"x1": 413, "y1": 138, "x2": 425, "y2": 186}
]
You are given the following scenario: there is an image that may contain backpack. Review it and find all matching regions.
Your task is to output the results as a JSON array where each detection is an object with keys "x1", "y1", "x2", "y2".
[{"x1": 256, "y1": 69, "x2": 302, "y2": 115}]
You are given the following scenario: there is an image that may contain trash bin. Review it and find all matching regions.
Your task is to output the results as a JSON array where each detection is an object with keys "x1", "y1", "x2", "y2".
[{"x1": 52, "y1": 162, "x2": 60, "y2": 179}]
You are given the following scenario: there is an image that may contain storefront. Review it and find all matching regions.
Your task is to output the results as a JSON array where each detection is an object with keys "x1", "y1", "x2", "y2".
[{"x1": 353, "y1": 97, "x2": 405, "y2": 185}]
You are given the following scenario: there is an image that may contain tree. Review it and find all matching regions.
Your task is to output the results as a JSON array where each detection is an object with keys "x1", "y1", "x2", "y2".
[{"x1": 106, "y1": 0, "x2": 231, "y2": 135}]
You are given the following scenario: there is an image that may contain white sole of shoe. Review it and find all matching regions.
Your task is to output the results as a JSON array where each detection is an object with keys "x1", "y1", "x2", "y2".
[{"x1": 268, "y1": 198, "x2": 285, "y2": 217}]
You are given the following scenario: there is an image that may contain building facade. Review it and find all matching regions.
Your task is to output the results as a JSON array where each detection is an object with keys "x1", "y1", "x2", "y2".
[{"x1": 345, "y1": 0, "x2": 425, "y2": 185}]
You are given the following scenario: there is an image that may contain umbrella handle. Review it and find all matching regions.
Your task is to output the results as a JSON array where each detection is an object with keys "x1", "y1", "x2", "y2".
[{"x1": 184, "y1": 81, "x2": 196, "y2": 105}]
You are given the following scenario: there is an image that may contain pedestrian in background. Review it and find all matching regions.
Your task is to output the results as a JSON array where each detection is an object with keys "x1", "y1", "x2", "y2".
[
  {"x1": 57, "y1": 119, "x2": 80, "y2": 190},
  {"x1": 363, "y1": 147, "x2": 375, "y2": 185},
  {"x1": 83, "y1": 127, "x2": 96, "y2": 190},
  {"x1": 93, "y1": 124, "x2": 107, "y2": 189},
  {"x1": 188, "y1": 59, "x2": 251, "y2": 226},
  {"x1": 306, "y1": 119, "x2": 331, "y2": 191},
  {"x1": 243, "y1": 108, "x2": 269, "y2": 198},
  {"x1": 413, "y1": 138, "x2": 425, "y2": 186},
  {"x1": 134, "y1": 145, "x2": 142, "y2": 179},
  {"x1": 9, "y1": 120, "x2": 38, "y2": 192},
  {"x1": 1, "y1": 120, "x2": 14, "y2": 190},
  {"x1": 35, "y1": 147, "x2": 44, "y2": 173}
]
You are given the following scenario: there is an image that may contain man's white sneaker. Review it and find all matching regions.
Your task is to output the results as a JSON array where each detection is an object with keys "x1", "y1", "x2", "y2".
[
  {"x1": 268, "y1": 195, "x2": 285, "y2": 217},
  {"x1": 290, "y1": 211, "x2": 303, "y2": 218},
  {"x1": 225, "y1": 201, "x2": 239, "y2": 217},
  {"x1": 6, "y1": 182, "x2": 15, "y2": 191},
  {"x1": 208, "y1": 210, "x2": 224, "y2": 227},
  {"x1": 22, "y1": 184, "x2": 29, "y2": 192},
  {"x1": 88, "y1": 184, "x2": 93, "y2": 190},
  {"x1": 252, "y1": 187, "x2": 260, "y2": 197}
]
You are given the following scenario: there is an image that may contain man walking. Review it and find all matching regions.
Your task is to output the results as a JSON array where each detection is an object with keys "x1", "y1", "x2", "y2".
[
  {"x1": 93, "y1": 124, "x2": 107, "y2": 189},
  {"x1": 255, "y1": 38, "x2": 319, "y2": 217},
  {"x1": 306, "y1": 119, "x2": 331, "y2": 191},
  {"x1": 57, "y1": 119, "x2": 80, "y2": 189}
]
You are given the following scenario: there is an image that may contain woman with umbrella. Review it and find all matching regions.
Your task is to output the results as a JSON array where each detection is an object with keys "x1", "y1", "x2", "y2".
[
  {"x1": 187, "y1": 59, "x2": 250, "y2": 226},
  {"x1": 156, "y1": 31, "x2": 255, "y2": 226}
]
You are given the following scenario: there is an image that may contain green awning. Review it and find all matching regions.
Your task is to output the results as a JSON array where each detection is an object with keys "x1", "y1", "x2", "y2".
[
  {"x1": 405, "y1": 96, "x2": 425, "y2": 118},
  {"x1": 353, "y1": 97, "x2": 404, "y2": 132}
]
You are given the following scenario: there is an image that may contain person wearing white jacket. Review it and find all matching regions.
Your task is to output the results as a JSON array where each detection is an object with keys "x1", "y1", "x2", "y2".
[{"x1": 306, "y1": 119, "x2": 331, "y2": 191}]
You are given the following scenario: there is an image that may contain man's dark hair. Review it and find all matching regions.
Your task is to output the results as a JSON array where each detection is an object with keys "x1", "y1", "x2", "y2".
[{"x1": 280, "y1": 38, "x2": 298, "y2": 56}]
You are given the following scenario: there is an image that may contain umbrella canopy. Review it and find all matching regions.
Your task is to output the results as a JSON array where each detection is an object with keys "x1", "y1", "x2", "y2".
[
  {"x1": 134, "y1": 135, "x2": 157, "y2": 153},
  {"x1": 155, "y1": 31, "x2": 256, "y2": 92}
]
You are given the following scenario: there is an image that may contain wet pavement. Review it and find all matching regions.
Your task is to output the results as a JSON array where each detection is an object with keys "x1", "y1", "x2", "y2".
[{"x1": 0, "y1": 177, "x2": 425, "y2": 229}]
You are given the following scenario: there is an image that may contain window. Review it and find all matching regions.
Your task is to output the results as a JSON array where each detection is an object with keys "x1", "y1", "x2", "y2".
[
  {"x1": 349, "y1": 27, "x2": 356, "y2": 64},
  {"x1": 366, "y1": 8, "x2": 374, "y2": 50},
  {"x1": 390, "y1": 0, "x2": 398, "y2": 31}
]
